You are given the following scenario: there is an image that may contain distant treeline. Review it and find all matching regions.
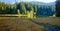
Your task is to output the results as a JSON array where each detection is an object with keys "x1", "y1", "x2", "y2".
[{"x1": 0, "y1": 2, "x2": 56, "y2": 17}]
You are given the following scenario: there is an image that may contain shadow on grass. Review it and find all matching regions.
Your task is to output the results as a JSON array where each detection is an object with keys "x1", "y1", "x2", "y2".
[{"x1": 28, "y1": 19, "x2": 60, "y2": 31}]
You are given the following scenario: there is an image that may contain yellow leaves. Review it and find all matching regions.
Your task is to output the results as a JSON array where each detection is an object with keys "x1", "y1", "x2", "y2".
[{"x1": 27, "y1": 10, "x2": 34, "y2": 18}]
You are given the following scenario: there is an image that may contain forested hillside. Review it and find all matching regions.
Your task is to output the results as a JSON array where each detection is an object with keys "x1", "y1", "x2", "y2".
[{"x1": 0, "y1": 2, "x2": 56, "y2": 17}]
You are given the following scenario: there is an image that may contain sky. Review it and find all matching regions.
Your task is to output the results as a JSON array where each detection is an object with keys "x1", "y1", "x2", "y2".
[{"x1": 0, "y1": 0, "x2": 56, "y2": 4}]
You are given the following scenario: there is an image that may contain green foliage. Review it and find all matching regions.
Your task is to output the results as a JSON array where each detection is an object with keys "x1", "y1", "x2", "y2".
[
  {"x1": 56, "y1": 1, "x2": 60, "y2": 17},
  {"x1": 0, "y1": 2, "x2": 55, "y2": 15}
]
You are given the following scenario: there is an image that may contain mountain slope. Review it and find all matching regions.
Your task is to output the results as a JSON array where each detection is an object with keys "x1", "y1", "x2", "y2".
[{"x1": 29, "y1": 1, "x2": 56, "y2": 5}]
